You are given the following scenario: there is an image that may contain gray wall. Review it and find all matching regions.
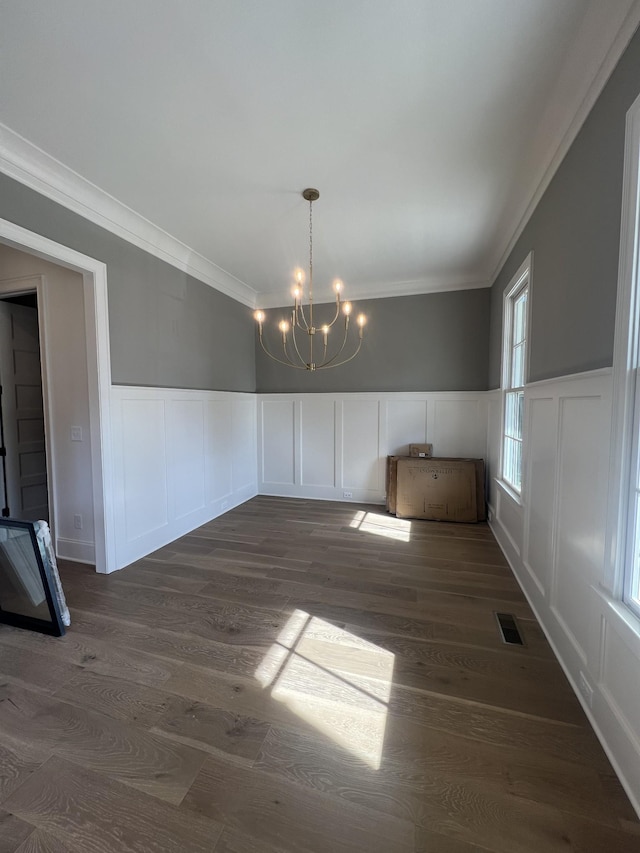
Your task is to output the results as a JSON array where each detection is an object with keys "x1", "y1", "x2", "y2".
[
  {"x1": 0, "y1": 174, "x2": 255, "y2": 392},
  {"x1": 256, "y1": 288, "x2": 491, "y2": 393},
  {"x1": 488, "y1": 25, "x2": 640, "y2": 389}
]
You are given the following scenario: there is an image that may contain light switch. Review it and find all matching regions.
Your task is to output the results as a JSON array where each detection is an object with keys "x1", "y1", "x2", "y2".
[{"x1": 70, "y1": 426, "x2": 83, "y2": 442}]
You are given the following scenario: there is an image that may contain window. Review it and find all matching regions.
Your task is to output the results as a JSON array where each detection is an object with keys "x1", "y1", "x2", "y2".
[
  {"x1": 611, "y1": 91, "x2": 640, "y2": 620},
  {"x1": 501, "y1": 255, "x2": 532, "y2": 495}
]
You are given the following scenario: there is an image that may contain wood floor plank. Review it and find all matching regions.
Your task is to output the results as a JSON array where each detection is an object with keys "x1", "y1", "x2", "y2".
[
  {"x1": 0, "y1": 810, "x2": 33, "y2": 853},
  {"x1": 50, "y1": 652, "x2": 270, "y2": 764},
  {"x1": 273, "y1": 562, "x2": 522, "y2": 598},
  {"x1": 60, "y1": 584, "x2": 293, "y2": 645},
  {"x1": 58, "y1": 559, "x2": 210, "y2": 596},
  {"x1": 3, "y1": 756, "x2": 223, "y2": 853},
  {"x1": 118, "y1": 560, "x2": 299, "y2": 601},
  {"x1": 65, "y1": 609, "x2": 266, "y2": 679},
  {"x1": 62, "y1": 569, "x2": 293, "y2": 613},
  {"x1": 0, "y1": 735, "x2": 51, "y2": 805},
  {"x1": 284, "y1": 599, "x2": 549, "y2": 657},
  {"x1": 52, "y1": 669, "x2": 184, "y2": 728},
  {"x1": 198, "y1": 570, "x2": 536, "y2": 623},
  {"x1": 13, "y1": 829, "x2": 83, "y2": 853},
  {"x1": 135, "y1": 558, "x2": 422, "y2": 603},
  {"x1": 0, "y1": 625, "x2": 192, "y2": 695},
  {"x1": 154, "y1": 546, "x2": 311, "y2": 573},
  {"x1": 377, "y1": 555, "x2": 513, "y2": 577},
  {"x1": 414, "y1": 829, "x2": 492, "y2": 853},
  {"x1": 354, "y1": 630, "x2": 555, "y2": 680},
  {"x1": 181, "y1": 753, "x2": 415, "y2": 853},
  {"x1": 598, "y1": 771, "x2": 640, "y2": 832},
  {"x1": 152, "y1": 700, "x2": 271, "y2": 762},
  {"x1": 0, "y1": 683, "x2": 207, "y2": 805},
  {"x1": 254, "y1": 719, "x2": 616, "y2": 827},
  {"x1": 289, "y1": 630, "x2": 580, "y2": 721},
  {"x1": 212, "y1": 826, "x2": 297, "y2": 853},
  {"x1": 0, "y1": 644, "x2": 82, "y2": 694}
]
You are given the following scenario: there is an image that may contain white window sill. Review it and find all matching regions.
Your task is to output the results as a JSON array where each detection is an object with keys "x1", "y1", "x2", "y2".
[
  {"x1": 495, "y1": 477, "x2": 523, "y2": 506},
  {"x1": 594, "y1": 585, "x2": 640, "y2": 658}
]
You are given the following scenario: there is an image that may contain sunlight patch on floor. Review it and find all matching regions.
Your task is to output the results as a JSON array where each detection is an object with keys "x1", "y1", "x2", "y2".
[
  {"x1": 349, "y1": 510, "x2": 411, "y2": 542},
  {"x1": 255, "y1": 608, "x2": 394, "y2": 769}
]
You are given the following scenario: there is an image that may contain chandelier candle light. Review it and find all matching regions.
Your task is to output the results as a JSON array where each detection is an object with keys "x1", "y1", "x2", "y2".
[{"x1": 254, "y1": 188, "x2": 366, "y2": 371}]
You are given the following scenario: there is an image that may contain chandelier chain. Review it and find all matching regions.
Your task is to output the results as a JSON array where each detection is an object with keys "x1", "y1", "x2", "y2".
[{"x1": 309, "y1": 195, "x2": 313, "y2": 301}]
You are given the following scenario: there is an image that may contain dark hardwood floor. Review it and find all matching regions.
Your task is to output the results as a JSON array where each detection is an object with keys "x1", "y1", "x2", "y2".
[{"x1": 0, "y1": 495, "x2": 638, "y2": 852}]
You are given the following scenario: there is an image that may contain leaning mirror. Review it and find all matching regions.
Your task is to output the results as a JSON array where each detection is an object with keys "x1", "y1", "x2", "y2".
[{"x1": 0, "y1": 518, "x2": 65, "y2": 636}]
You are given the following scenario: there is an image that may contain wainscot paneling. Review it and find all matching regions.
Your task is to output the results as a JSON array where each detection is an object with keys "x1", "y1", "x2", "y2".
[
  {"x1": 258, "y1": 392, "x2": 488, "y2": 504},
  {"x1": 261, "y1": 399, "x2": 295, "y2": 486},
  {"x1": 111, "y1": 386, "x2": 257, "y2": 570},
  {"x1": 523, "y1": 395, "x2": 556, "y2": 597},
  {"x1": 485, "y1": 389, "x2": 501, "y2": 516},
  {"x1": 342, "y1": 399, "x2": 381, "y2": 493},
  {"x1": 300, "y1": 397, "x2": 335, "y2": 487},
  {"x1": 489, "y1": 368, "x2": 640, "y2": 816},
  {"x1": 432, "y1": 399, "x2": 485, "y2": 458}
]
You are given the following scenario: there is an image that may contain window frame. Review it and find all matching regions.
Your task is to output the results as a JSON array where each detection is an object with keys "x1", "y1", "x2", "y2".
[
  {"x1": 608, "y1": 90, "x2": 640, "y2": 622},
  {"x1": 499, "y1": 253, "x2": 533, "y2": 500}
]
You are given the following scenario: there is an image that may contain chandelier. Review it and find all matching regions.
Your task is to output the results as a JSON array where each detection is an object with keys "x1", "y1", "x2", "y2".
[{"x1": 254, "y1": 188, "x2": 366, "y2": 371}]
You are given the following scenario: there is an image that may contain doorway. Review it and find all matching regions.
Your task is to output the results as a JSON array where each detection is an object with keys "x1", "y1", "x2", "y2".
[
  {"x1": 0, "y1": 290, "x2": 48, "y2": 522},
  {"x1": 0, "y1": 217, "x2": 115, "y2": 574}
]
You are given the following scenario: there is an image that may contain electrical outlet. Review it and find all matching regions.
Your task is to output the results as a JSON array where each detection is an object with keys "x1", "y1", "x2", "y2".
[
  {"x1": 70, "y1": 426, "x2": 83, "y2": 442},
  {"x1": 343, "y1": 491, "x2": 353, "y2": 499},
  {"x1": 73, "y1": 514, "x2": 83, "y2": 530},
  {"x1": 579, "y1": 671, "x2": 594, "y2": 708}
]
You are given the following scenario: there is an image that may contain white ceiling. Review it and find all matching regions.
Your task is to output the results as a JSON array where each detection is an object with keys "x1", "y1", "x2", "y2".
[{"x1": 0, "y1": 0, "x2": 639, "y2": 308}]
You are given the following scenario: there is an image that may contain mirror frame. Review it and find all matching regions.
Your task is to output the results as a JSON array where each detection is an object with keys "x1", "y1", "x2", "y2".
[{"x1": 0, "y1": 518, "x2": 65, "y2": 636}]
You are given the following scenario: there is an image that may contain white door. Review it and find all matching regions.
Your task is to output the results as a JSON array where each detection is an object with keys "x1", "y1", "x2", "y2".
[{"x1": 0, "y1": 300, "x2": 48, "y2": 521}]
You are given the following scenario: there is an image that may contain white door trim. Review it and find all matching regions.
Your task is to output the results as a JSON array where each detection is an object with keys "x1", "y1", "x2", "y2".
[
  {"x1": 0, "y1": 275, "x2": 56, "y2": 536},
  {"x1": 0, "y1": 217, "x2": 115, "y2": 573}
]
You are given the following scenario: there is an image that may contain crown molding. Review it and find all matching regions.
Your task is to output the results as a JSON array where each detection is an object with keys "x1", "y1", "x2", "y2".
[
  {"x1": 0, "y1": 123, "x2": 258, "y2": 308},
  {"x1": 256, "y1": 274, "x2": 490, "y2": 309},
  {"x1": 489, "y1": 0, "x2": 640, "y2": 284}
]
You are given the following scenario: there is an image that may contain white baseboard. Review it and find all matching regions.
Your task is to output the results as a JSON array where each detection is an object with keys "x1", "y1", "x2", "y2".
[
  {"x1": 260, "y1": 484, "x2": 386, "y2": 504},
  {"x1": 56, "y1": 537, "x2": 96, "y2": 564}
]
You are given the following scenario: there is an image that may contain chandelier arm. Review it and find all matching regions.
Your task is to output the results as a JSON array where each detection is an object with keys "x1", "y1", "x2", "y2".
[
  {"x1": 282, "y1": 339, "x2": 309, "y2": 369},
  {"x1": 295, "y1": 302, "x2": 310, "y2": 331},
  {"x1": 258, "y1": 334, "x2": 307, "y2": 370},
  {"x1": 326, "y1": 300, "x2": 342, "y2": 328},
  {"x1": 317, "y1": 335, "x2": 363, "y2": 370},
  {"x1": 290, "y1": 322, "x2": 309, "y2": 368},
  {"x1": 317, "y1": 321, "x2": 351, "y2": 368}
]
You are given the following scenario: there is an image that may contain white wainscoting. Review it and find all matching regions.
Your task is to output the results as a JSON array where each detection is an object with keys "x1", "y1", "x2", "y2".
[
  {"x1": 488, "y1": 368, "x2": 640, "y2": 815},
  {"x1": 258, "y1": 391, "x2": 488, "y2": 503},
  {"x1": 110, "y1": 386, "x2": 257, "y2": 570}
]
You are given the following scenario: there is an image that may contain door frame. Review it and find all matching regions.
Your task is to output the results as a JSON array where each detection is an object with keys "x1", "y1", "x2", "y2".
[
  {"x1": 0, "y1": 217, "x2": 115, "y2": 573},
  {"x1": 0, "y1": 276, "x2": 52, "y2": 526}
]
